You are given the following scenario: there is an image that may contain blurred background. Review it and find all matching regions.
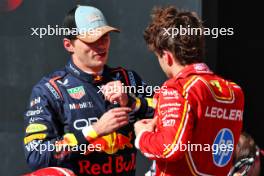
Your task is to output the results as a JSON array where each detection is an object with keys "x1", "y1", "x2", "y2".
[{"x1": 0, "y1": 0, "x2": 263, "y2": 175}]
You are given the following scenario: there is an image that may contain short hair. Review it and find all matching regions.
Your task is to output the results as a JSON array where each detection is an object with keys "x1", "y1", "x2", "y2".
[
  {"x1": 235, "y1": 132, "x2": 257, "y2": 162},
  {"x1": 233, "y1": 132, "x2": 261, "y2": 176},
  {"x1": 144, "y1": 6, "x2": 205, "y2": 65},
  {"x1": 62, "y1": 7, "x2": 78, "y2": 40}
]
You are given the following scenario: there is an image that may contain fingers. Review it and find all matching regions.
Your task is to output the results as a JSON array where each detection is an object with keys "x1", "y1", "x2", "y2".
[
  {"x1": 117, "y1": 120, "x2": 129, "y2": 127},
  {"x1": 112, "y1": 111, "x2": 129, "y2": 118},
  {"x1": 102, "y1": 81, "x2": 123, "y2": 96},
  {"x1": 104, "y1": 92, "x2": 116, "y2": 101},
  {"x1": 111, "y1": 116, "x2": 129, "y2": 131},
  {"x1": 102, "y1": 81, "x2": 123, "y2": 99},
  {"x1": 105, "y1": 107, "x2": 130, "y2": 124},
  {"x1": 109, "y1": 93, "x2": 121, "y2": 103},
  {"x1": 104, "y1": 92, "x2": 121, "y2": 104},
  {"x1": 102, "y1": 81, "x2": 129, "y2": 106},
  {"x1": 136, "y1": 118, "x2": 155, "y2": 124},
  {"x1": 111, "y1": 110, "x2": 129, "y2": 124},
  {"x1": 110, "y1": 107, "x2": 131, "y2": 113},
  {"x1": 104, "y1": 80, "x2": 122, "y2": 87}
]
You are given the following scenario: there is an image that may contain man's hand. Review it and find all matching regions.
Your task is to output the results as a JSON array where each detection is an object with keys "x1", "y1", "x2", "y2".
[
  {"x1": 93, "y1": 107, "x2": 131, "y2": 137},
  {"x1": 102, "y1": 81, "x2": 128, "y2": 107},
  {"x1": 134, "y1": 117, "x2": 157, "y2": 136}
]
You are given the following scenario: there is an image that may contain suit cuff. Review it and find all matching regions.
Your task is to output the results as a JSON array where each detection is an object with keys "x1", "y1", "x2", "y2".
[
  {"x1": 127, "y1": 94, "x2": 141, "y2": 113},
  {"x1": 135, "y1": 130, "x2": 148, "y2": 149},
  {"x1": 82, "y1": 125, "x2": 98, "y2": 142}
]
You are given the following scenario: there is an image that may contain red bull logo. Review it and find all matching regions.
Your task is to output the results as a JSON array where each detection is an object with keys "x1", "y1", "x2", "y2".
[
  {"x1": 85, "y1": 132, "x2": 133, "y2": 155},
  {"x1": 79, "y1": 153, "x2": 136, "y2": 175}
]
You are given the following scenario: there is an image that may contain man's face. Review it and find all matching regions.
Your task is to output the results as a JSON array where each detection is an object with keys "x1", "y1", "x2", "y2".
[{"x1": 71, "y1": 33, "x2": 110, "y2": 70}]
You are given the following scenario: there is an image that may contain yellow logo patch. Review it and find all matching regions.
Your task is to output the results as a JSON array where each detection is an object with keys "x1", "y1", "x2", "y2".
[
  {"x1": 210, "y1": 80, "x2": 223, "y2": 93},
  {"x1": 26, "y1": 124, "x2": 47, "y2": 134},
  {"x1": 146, "y1": 98, "x2": 156, "y2": 109},
  {"x1": 24, "y1": 133, "x2": 47, "y2": 144}
]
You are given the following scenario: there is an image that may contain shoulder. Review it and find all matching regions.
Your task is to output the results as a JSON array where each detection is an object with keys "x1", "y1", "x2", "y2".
[
  {"x1": 162, "y1": 75, "x2": 200, "y2": 93},
  {"x1": 31, "y1": 69, "x2": 67, "y2": 99}
]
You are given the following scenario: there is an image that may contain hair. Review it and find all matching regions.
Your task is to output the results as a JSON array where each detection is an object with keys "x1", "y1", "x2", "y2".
[
  {"x1": 62, "y1": 6, "x2": 78, "y2": 40},
  {"x1": 233, "y1": 132, "x2": 261, "y2": 176},
  {"x1": 235, "y1": 132, "x2": 257, "y2": 162},
  {"x1": 144, "y1": 6, "x2": 205, "y2": 65}
]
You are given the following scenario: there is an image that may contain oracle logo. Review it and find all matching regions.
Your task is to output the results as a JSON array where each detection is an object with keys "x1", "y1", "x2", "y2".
[{"x1": 73, "y1": 117, "x2": 98, "y2": 130}]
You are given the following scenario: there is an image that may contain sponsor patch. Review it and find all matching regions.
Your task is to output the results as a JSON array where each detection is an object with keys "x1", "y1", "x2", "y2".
[
  {"x1": 69, "y1": 101, "x2": 94, "y2": 110},
  {"x1": 210, "y1": 80, "x2": 223, "y2": 93},
  {"x1": 159, "y1": 102, "x2": 181, "y2": 109},
  {"x1": 212, "y1": 128, "x2": 234, "y2": 167},
  {"x1": 113, "y1": 72, "x2": 122, "y2": 81},
  {"x1": 162, "y1": 119, "x2": 176, "y2": 127},
  {"x1": 73, "y1": 117, "x2": 98, "y2": 131},
  {"x1": 26, "y1": 107, "x2": 43, "y2": 117},
  {"x1": 24, "y1": 133, "x2": 47, "y2": 144},
  {"x1": 162, "y1": 89, "x2": 179, "y2": 97},
  {"x1": 194, "y1": 63, "x2": 210, "y2": 72},
  {"x1": 205, "y1": 106, "x2": 243, "y2": 121},
  {"x1": 45, "y1": 82, "x2": 60, "y2": 99},
  {"x1": 67, "y1": 86, "x2": 86, "y2": 99},
  {"x1": 78, "y1": 153, "x2": 136, "y2": 175},
  {"x1": 57, "y1": 79, "x2": 69, "y2": 87},
  {"x1": 128, "y1": 71, "x2": 136, "y2": 86},
  {"x1": 30, "y1": 97, "x2": 41, "y2": 107},
  {"x1": 26, "y1": 123, "x2": 47, "y2": 134},
  {"x1": 29, "y1": 117, "x2": 44, "y2": 123}
]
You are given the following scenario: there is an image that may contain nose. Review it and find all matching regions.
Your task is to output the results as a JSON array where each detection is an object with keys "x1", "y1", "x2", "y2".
[{"x1": 94, "y1": 36, "x2": 109, "y2": 51}]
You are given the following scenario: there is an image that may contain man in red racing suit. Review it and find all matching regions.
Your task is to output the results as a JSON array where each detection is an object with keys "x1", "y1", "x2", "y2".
[{"x1": 134, "y1": 6, "x2": 244, "y2": 176}]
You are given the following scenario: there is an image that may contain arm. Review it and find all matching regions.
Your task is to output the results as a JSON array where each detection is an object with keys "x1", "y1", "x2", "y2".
[
  {"x1": 24, "y1": 82, "x2": 131, "y2": 170},
  {"x1": 134, "y1": 87, "x2": 194, "y2": 161},
  {"x1": 24, "y1": 84, "x2": 69, "y2": 170}
]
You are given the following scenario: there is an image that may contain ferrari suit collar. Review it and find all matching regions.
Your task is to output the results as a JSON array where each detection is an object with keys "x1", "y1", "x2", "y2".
[{"x1": 174, "y1": 63, "x2": 213, "y2": 80}]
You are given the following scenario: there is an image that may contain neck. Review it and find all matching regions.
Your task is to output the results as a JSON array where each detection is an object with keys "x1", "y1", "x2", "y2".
[
  {"x1": 170, "y1": 63, "x2": 186, "y2": 77},
  {"x1": 72, "y1": 57, "x2": 103, "y2": 74}
]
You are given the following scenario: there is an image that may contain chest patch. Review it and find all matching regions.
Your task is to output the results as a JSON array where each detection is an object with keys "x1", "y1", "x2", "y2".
[
  {"x1": 67, "y1": 86, "x2": 86, "y2": 100},
  {"x1": 212, "y1": 128, "x2": 234, "y2": 167}
]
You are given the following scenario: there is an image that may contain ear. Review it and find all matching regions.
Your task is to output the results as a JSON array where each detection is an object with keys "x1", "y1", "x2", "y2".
[
  {"x1": 63, "y1": 38, "x2": 74, "y2": 53},
  {"x1": 163, "y1": 51, "x2": 174, "y2": 66}
]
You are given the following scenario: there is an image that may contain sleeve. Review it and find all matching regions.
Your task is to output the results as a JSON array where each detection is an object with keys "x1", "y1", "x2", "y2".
[
  {"x1": 126, "y1": 70, "x2": 155, "y2": 120},
  {"x1": 135, "y1": 87, "x2": 195, "y2": 162},
  {"x1": 23, "y1": 83, "x2": 70, "y2": 170}
]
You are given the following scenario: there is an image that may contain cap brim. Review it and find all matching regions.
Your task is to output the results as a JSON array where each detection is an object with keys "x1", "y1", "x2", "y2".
[{"x1": 77, "y1": 26, "x2": 120, "y2": 43}]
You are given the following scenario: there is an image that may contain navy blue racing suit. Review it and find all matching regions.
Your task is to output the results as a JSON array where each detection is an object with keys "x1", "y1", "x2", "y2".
[{"x1": 23, "y1": 60, "x2": 154, "y2": 176}]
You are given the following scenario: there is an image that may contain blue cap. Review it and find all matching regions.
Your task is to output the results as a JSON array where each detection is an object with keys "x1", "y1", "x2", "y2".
[{"x1": 75, "y1": 6, "x2": 119, "y2": 43}]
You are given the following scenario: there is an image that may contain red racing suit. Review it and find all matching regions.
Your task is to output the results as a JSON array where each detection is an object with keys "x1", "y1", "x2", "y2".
[{"x1": 135, "y1": 63, "x2": 244, "y2": 176}]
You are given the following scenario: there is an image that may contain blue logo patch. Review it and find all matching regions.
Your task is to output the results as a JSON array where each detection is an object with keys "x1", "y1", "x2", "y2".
[{"x1": 212, "y1": 128, "x2": 234, "y2": 167}]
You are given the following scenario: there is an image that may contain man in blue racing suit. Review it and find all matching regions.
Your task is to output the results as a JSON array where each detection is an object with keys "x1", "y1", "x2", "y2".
[{"x1": 23, "y1": 5, "x2": 154, "y2": 176}]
